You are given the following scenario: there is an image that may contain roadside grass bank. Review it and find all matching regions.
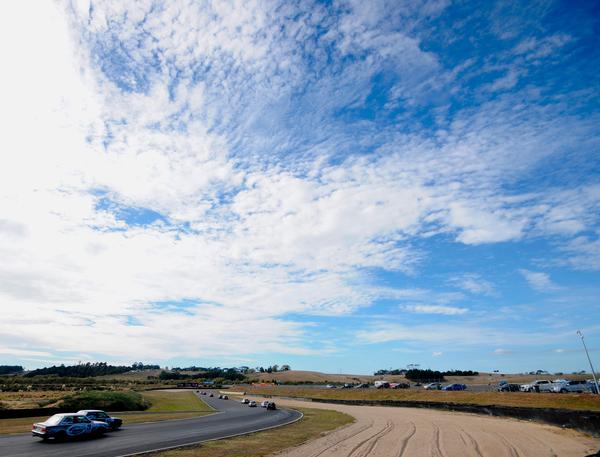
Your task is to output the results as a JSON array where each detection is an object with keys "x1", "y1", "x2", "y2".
[
  {"x1": 0, "y1": 390, "x2": 212, "y2": 434},
  {"x1": 239, "y1": 386, "x2": 600, "y2": 412},
  {"x1": 145, "y1": 407, "x2": 354, "y2": 457},
  {"x1": 143, "y1": 390, "x2": 213, "y2": 413}
]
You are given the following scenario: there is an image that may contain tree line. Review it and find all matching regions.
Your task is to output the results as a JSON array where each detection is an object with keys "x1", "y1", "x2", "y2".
[
  {"x1": 24, "y1": 362, "x2": 159, "y2": 378},
  {"x1": 0, "y1": 365, "x2": 24, "y2": 375}
]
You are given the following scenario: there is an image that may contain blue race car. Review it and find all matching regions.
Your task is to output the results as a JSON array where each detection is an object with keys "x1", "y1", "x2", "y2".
[
  {"x1": 77, "y1": 410, "x2": 123, "y2": 430},
  {"x1": 32, "y1": 413, "x2": 109, "y2": 440},
  {"x1": 442, "y1": 383, "x2": 467, "y2": 391}
]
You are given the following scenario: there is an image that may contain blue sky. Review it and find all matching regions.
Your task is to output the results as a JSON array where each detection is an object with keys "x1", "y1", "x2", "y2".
[{"x1": 0, "y1": 0, "x2": 598, "y2": 374}]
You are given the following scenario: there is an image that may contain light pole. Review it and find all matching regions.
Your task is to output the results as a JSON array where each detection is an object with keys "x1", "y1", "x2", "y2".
[{"x1": 577, "y1": 330, "x2": 599, "y2": 395}]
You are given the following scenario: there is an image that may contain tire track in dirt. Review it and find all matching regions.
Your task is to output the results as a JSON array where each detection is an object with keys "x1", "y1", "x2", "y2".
[
  {"x1": 396, "y1": 421, "x2": 416, "y2": 457},
  {"x1": 497, "y1": 433, "x2": 524, "y2": 457},
  {"x1": 309, "y1": 421, "x2": 376, "y2": 457},
  {"x1": 347, "y1": 420, "x2": 394, "y2": 457},
  {"x1": 459, "y1": 428, "x2": 485, "y2": 457},
  {"x1": 430, "y1": 423, "x2": 448, "y2": 457}
]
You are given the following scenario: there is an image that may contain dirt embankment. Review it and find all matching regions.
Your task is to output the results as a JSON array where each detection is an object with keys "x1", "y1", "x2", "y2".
[{"x1": 264, "y1": 398, "x2": 600, "y2": 457}]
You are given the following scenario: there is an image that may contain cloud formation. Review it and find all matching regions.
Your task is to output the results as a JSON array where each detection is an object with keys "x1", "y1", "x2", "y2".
[{"x1": 0, "y1": 0, "x2": 598, "y2": 370}]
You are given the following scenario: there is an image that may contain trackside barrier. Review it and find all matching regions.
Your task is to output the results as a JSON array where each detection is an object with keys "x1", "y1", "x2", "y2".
[{"x1": 307, "y1": 398, "x2": 600, "y2": 437}]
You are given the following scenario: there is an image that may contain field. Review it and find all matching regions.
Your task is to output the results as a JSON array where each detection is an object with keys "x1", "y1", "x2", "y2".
[
  {"x1": 145, "y1": 407, "x2": 354, "y2": 457},
  {"x1": 0, "y1": 390, "x2": 213, "y2": 434},
  {"x1": 237, "y1": 386, "x2": 600, "y2": 412}
]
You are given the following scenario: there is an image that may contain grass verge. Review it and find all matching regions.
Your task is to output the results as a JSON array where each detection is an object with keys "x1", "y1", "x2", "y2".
[
  {"x1": 143, "y1": 390, "x2": 213, "y2": 413},
  {"x1": 238, "y1": 387, "x2": 600, "y2": 412},
  {"x1": 145, "y1": 407, "x2": 354, "y2": 457}
]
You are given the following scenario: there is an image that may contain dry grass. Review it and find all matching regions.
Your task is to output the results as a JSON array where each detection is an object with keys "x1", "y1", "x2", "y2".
[
  {"x1": 144, "y1": 407, "x2": 354, "y2": 457},
  {"x1": 0, "y1": 391, "x2": 66, "y2": 409},
  {"x1": 238, "y1": 386, "x2": 600, "y2": 412}
]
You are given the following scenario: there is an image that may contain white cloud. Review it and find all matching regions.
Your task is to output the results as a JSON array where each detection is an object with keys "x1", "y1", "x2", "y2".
[
  {"x1": 432, "y1": 351, "x2": 443, "y2": 357},
  {"x1": 403, "y1": 305, "x2": 468, "y2": 315},
  {"x1": 494, "y1": 348, "x2": 512, "y2": 355},
  {"x1": 449, "y1": 274, "x2": 494, "y2": 295},
  {"x1": 519, "y1": 269, "x2": 559, "y2": 292},
  {"x1": 0, "y1": 1, "x2": 597, "y2": 364}
]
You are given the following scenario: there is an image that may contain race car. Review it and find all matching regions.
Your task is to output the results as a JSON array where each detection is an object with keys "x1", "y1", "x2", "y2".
[
  {"x1": 77, "y1": 410, "x2": 123, "y2": 430},
  {"x1": 32, "y1": 413, "x2": 109, "y2": 440}
]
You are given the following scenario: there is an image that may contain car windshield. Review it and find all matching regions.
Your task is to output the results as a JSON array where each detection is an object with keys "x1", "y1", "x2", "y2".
[{"x1": 44, "y1": 415, "x2": 64, "y2": 426}]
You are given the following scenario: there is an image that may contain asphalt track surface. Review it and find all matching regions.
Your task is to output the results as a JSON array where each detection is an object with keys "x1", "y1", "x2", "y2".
[{"x1": 0, "y1": 393, "x2": 302, "y2": 457}]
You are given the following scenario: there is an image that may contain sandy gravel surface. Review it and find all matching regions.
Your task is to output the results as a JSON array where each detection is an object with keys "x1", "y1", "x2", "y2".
[{"x1": 267, "y1": 398, "x2": 600, "y2": 457}]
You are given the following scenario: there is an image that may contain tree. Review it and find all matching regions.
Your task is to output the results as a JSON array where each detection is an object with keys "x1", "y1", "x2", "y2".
[{"x1": 281, "y1": 364, "x2": 291, "y2": 371}]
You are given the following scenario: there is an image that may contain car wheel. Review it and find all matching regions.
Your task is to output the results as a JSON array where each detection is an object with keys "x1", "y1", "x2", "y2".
[
  {"x1": 55, "y1": 432, "x2": 67, "y2": 441},
  {"x1": 560, "y1": 389, "x2": 567, "y2": 393}
]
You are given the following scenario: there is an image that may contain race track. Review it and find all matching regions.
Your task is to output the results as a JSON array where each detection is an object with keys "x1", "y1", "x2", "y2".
[{"x1": 0, "y1": 393, "x2": 301, "y2": 457}]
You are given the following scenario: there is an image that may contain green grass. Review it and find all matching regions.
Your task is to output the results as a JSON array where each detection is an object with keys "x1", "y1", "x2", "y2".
[
  {"x1": 145, "y1": 407, "x2": 354, "y2": 457},
  {"x1": 143, "y1": 390, "x2": 213, "y2": 412},
  {"x1": 59, "y1": 390, "x2": 150, "y2": 411},
  {"x1": 237, "y1": 386, "x2": 600, "y2": 412}
]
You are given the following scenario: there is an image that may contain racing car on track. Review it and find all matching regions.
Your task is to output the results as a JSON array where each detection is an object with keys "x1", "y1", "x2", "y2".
[
  {"x1": 32, "y1": 413, "x2": 109, "y2": 440},
  {"x1": 77, "y1": 410, "x2": 123, "y2": 430}
]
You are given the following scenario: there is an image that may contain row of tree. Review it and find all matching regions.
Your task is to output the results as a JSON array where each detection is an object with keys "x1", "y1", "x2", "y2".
[
  {"x1": 159, "y1": 367, "x2": 245, "y2": 381},
  {"x1": 24, "y1": 362, "x2": 159, "y2": 378},
  {"x1": 0, "y1": 365, "x2": 24, "y2": 375}
]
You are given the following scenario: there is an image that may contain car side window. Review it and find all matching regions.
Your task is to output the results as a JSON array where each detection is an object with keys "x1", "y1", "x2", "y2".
[
  {"x1": 75, "y1": 416, "x2": 91, "y2": 423},
  {"x1": 61, "y1": 417, "x2": 74, "y2": 425}
]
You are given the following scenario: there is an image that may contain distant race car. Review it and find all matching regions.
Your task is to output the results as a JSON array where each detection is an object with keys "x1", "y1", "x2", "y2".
[
  {"x1": 266, "y1": 402, "x2": 277, "y2": 410},
  {"x1": 77, "y1": 410, "x2": 122, "y2": 430},
  {"x1": 241, "y1": 398, "x2": 250, "y2": 404},
  {"x1": 32, "y1": 413, "x2": 108, "y2": 441},
  {"x1": 423, "y1": 382, "x2": 442, "y2": 390},
  {"x1": 442, "y1": 383, "x2": 467, "y2": 391},
  {"x1": 248, "y1": 400, "x2": 257, "y2": 407},
  {"x1": 261, "y1": 400, "x2": 270, "y2": 407}
]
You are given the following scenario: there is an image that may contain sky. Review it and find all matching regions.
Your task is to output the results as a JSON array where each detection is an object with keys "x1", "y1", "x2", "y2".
[{"x1": 0, "y1": 0, "x2": 599, "y2": 374}]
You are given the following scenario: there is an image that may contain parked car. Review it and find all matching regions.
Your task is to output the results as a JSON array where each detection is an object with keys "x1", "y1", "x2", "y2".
[
  {"x1": 325, "y1": 384, "x2": 336, "y2": 389},
  {"x1": 390, "y1": 382, "x2": 410, "y2": 389},
  {"x1": 423, "y1": 382, "x2": 442, "y2": 390},
  {"x1": 222, "y1": 395, "x2": 229, "y2": 400},
  {"x1": 520, "y1": 380, "x2": 551, "y2": 392},
  {"x1": 588, "y1": 380, "x2": 599, "y2": 394},
  {"x1": 354, "y1": 383, "x2": 370, "y2": 389},
  {"x1": 261, "y1": 400, "x2": 270, "y2": 408},
  {"x1": 32, "y1": 413, "x2": 108, "y2": 441},
  {"x1": 241, "y1": 398, "x2": 250, "y2": 404},
  {"x1": 248, "y1": 400, "x2": 257, "y2": 407},
  {"x1": 442, "y1": 383, "x2": 467, "y2": 391},
  {"x1": 342, "y1": 383, "x2": 354, "y2": 389},
  {"x1": 77, "y1": 410, "x2": 122, "y2": 430},
  {"x1": 497, "y1": 381, "x2": 520, "y2": 392},
  {"x1": 266, "y1": 401, "x2": 277, "y2": 410},
  {"x1": 551, "y1": 380, "x2": 589, "y2": 393},
  {"x1": 209, "y1": 393, "x2": 214, "y2": 397}
]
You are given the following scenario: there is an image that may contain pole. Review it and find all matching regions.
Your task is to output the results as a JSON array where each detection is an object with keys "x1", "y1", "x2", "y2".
[{"x1": 577, "y1": 330, "x2": 600, "y2": 395}]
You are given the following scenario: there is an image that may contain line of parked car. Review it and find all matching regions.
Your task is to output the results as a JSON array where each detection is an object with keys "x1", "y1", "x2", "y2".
[
  {"x1": 515, "y1": 379, "x2": 598, "y2": 393},
  {"x1": 32, "y1": 409, "x2": 122, "y2": 441}
]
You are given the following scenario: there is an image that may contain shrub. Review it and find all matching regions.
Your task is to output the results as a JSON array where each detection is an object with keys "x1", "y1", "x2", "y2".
[{"x1": 58, "y1": 391, "x2": 150, "y2": 411}]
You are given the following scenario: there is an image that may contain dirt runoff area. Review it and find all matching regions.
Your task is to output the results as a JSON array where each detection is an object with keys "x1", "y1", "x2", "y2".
[{"x1": 269, "y1": 398, "x2": 600, "y2": 457}]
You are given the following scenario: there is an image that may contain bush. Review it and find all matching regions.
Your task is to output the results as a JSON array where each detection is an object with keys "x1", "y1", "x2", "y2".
[{"x1": 58, "y1": 391, "x2": 150, "y2": 412}]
